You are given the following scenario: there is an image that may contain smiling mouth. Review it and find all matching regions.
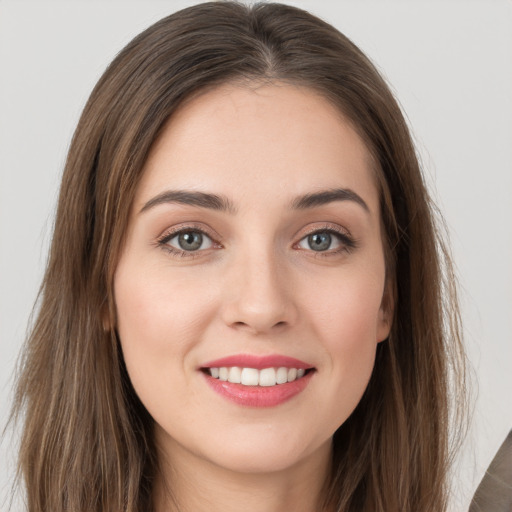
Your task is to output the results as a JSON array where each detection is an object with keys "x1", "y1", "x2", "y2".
[
  {"x1": 201, "y1": 367, "x2": 314, "y2": 387},
  {"x1": 200, "y1": 356, "x2": 316, "y2": 407}
]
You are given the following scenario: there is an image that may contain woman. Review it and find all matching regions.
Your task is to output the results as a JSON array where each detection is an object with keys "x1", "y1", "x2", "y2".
[{"x1": 11, "y1": 2, "x2": 467, "y2": 511}]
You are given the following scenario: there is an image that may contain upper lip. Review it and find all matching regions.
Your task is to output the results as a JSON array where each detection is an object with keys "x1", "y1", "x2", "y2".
[{"x1": 200, "y1": 354, "x2": 313, "y2": 370}]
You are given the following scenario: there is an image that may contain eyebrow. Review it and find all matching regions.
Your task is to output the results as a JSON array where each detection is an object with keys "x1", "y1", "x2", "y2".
[
  {"x1": 140, "y1": 190, "x2": 237, "y2": 214},
  {"x1": 290, "y1": 188, "x2": 370, "y2": 213},
  {"x1": 140, "y1": 187, "x2": 369, "y2": 214}
]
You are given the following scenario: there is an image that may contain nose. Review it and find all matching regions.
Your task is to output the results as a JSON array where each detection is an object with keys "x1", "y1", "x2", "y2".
[{"x1": 220, "y1": 248, "x2": 298, "y2": 335}]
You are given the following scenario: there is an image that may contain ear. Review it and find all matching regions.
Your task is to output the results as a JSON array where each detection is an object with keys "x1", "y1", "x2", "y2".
[{"x1": 377, "y1": 279, "x2": 394, "y2": 343}]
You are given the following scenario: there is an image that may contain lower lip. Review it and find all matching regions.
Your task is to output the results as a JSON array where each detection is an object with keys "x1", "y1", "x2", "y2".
[{"x1": 201, "y1": 371, "x2": 314, "y2": 407}]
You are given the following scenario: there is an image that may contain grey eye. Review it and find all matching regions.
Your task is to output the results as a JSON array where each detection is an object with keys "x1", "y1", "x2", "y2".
[
  {"x1": 168, "y1": 231, "x2": 212, "y2": 252},
  {"x1": 298, "y1": 231, "x2": 342, "y2": 252},
  {"x1": 307, "y1": 232, "x2": 331, "y2": 251}
]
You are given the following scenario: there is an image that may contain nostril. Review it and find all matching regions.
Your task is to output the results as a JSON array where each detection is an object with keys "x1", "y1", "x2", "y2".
[{"x1": 229, "y1": 320, "x2": 288, "y2": 333}]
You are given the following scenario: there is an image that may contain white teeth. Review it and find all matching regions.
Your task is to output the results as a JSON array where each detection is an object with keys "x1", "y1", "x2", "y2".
[
  {"x1": 276, "y1": 367, "x2": 288, "y2": 384},
  {"x1": 241, "y1": 368, "x2": 259, "y2": 386},
  {"x1": 259, "y1": 368, "x2": 276, "y2": 386},
  {"x1": 228, "y1": 366, "x2": 241, "y2": 384},
  {"x1": 207, "y1": 366, "x2": 309, "y2": 386},
  {"x1": 219, "y1": 367, "x2": 229, "y2": 381}
]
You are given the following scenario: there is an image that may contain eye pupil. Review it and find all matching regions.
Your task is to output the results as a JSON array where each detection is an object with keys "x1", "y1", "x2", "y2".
[
  {"x1": 178, "y1": 231, "x2": 203, "y2": 251},
  {"x1": 308, "y1": 232, "x2": 331, "y2": 251}
]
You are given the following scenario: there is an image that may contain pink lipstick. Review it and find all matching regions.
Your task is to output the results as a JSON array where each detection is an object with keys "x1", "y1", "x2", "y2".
[{"x1": 200, "y1": 354, "x2": 315, "y2": 407}]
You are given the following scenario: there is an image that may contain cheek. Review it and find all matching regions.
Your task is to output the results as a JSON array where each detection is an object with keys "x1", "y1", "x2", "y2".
[
  {"x1": 305, "y1": 260, "x2": 385, "y2": 344},
  {"x1": 325, "y1": 287, "x2": 380, "y2": 380},
  {"x1": 300, "y1": 264, "x2": 385, "y2": 417},
  {"x1": 112, "y1": 261, "x2": 225, "y2": 444},
  {"x1": 115, "y1": 262, "x2": 213, "y2": 346},
  {"x1": 113, "y1": 260, "x2": 218, "y2": 401}
]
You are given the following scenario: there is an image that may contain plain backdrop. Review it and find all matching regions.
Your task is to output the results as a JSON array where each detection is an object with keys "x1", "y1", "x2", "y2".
[{"x1": 1, "y1": 1, "x2": 511, "y2": 511}]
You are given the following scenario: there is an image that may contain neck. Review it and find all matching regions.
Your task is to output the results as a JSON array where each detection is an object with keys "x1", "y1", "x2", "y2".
[{"x1": 153, "y1": 437, "x2": 333, "y2": 512}]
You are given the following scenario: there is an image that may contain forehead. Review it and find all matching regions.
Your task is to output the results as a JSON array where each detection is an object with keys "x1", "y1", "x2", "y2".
[{"x1": 136, "y1": 82, "x2": 379, "y2": 213}]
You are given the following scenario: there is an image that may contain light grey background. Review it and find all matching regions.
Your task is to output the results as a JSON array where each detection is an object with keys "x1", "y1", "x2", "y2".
[{"x1": 1, "y1": 1, "x2": 511, "y2": 511}]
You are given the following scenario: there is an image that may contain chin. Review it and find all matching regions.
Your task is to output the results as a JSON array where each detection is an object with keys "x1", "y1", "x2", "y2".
[{"x1": 199, "y1": 430, "x2": 330, "y2": 475}]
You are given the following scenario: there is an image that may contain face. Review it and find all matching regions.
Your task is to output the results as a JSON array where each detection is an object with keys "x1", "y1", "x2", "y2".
[{"x1": 114, "y1": 83, "x2": 391, "y2": 476}]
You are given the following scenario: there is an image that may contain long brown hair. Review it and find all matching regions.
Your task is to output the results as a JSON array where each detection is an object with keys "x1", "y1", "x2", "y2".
[{"x1": 11, "y1": 2, "x2": 467, "y2": 511}]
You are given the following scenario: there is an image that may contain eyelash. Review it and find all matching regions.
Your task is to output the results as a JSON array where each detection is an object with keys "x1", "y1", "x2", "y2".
[
  {"x1": 156, "y1": 224, "x2": 357, "y2": 259},
  {"x1": 156, "y1": 224, "x2": 220, "y2": 259},
  {"x1": 294, "y1": 225, "x2": 358, "y2": 257}
]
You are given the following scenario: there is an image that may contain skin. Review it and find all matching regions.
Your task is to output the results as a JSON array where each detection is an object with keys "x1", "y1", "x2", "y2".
[{"x1": 114, "y1": 82, "x2": 392, "y2": 512}]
